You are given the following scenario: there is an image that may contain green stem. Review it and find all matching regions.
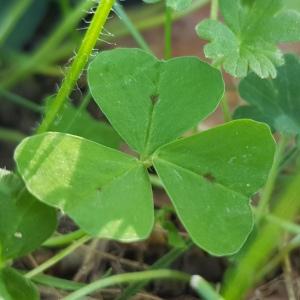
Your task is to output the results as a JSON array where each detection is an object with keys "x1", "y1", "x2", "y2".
[
  {"x1": 220, "y1": 93, "x2": 231, "y2": 122},
  {"x1": 1, "y1": 0, "x2": 95, "y2": 89},
  {"x1": 164, "y1": 5, "x2": 173, "y2": 59},
  {"x1": 32, "y1": 273, "x2": 85, "y2": 291},
  {"x1": 256, "y1": 135, "x2": 289, "y2": 222},
  {"x1": 0, "y1": 127, "x2": 26, "y2": 143},
  {"x1": 265, "y1": 213, "x2": 300, "y2": 235},
  {"x1": 282, "y1": 238, "x2": 297, "y2": 300},
  {"x1": 0, "y1": 0, "x2": 33, "y2": 46},
  {"x1": 191, "y1": 275, "x2": 224, "y2": 300},
  {"x1": 257, "y1": 234, "x2": 300, "y2": 279},
  {"x1": 25, "y1": 236, "x2": 91, "y2": 279},
  {"x1": 210, "y1": 0, "x2": 219, "y2": 20},
  {"x1": 116, "y1": 240, "x2": 193, "y2": 300},
  {"x1": 280, "y1": 145, "x2": 299, "y2": 168},
  {"x1": 0, "y1": 88, "x2": 43, "y2": 113},
  {"x1": 209, "y1": 0, "x2": 232, "y2": 123},
  {"x1": 114, "y1": 2, "x2": 152, "y2": 53},
  {"x1": 37, "y1": 0, "x2": 116, "y2": 133},
  {"x1": 43, "y1": 230, "x2": 86, "y2": 248},
  {"x1": 222, "y1": 168, "x2": 300, "y2": 299},
  {"x1": 1, "y1": 0, "x2": 209, "y2": 87},
  {"x1": 62, "y1": 270, "x2": 190, "y2": 300},
  {"x1": 149, "y1": 175, "x2": 164, "y2": 189}
]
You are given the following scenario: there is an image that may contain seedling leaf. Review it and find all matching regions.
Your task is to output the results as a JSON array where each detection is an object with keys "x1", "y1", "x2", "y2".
[
  {"x1": 14, "y1": 133, "x2": 154, "y2": 242},
  {"x1": 154, "y1": 120, "x2": 275, "y2": 255},
  {"x1": 196, "y1": 0, "x2": 300, "y2": 78},
  {"x1": 0, "y1": 169, "x2": 57, "y2": 261},
  {"x1": 0, "y1": 267, "x2": 38, "y2": 300},
  {"x1": 234, "y1": 54, "x2": 300, "y2": 135},
  {"x1": 88, "y1": 48, "x2": 224, "y2": 156}
]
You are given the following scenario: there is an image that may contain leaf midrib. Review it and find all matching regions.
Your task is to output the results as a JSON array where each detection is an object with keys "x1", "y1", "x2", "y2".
[{"x1": 154, "y1": 157, "x2": 249, "y2": 200}]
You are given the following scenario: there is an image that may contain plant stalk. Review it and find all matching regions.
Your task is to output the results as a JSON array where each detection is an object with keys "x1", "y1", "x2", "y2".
[
  {"x1": 43, "y1": 230, "x2": 86, "y2": 248},
  {"x1": 256, "y1": 134, "x2": 289, "y2": 222},
  {"x1": 62, "y1": 270, "x2": 190, "y2": 300},
  {"x1": 37, "y1": 0, "x2": 116, "y2": 133},
  {"x1": 114, "y1": 2, "x2": 152, "y2": 53},
  {"x1": 222, "y1": 167, "x2": 300, "y2": 299},
  {"x1": 0, "y1": 127, "x2": 26, "y2": 143},
  {"x1": 25, "y1": 236, "x2": 91, "y2": 279},
  {"x1": 0, "y1": 88, "x2": 43, "y2": 113},
  {"x1": 164, "y1": 5, "x2": 173, "y2": 59}
]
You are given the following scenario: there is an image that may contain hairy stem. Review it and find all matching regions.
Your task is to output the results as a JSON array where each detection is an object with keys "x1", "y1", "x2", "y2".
[
  {"x1": 1, "y1": 0, "x2": 95, "y2": 89},
  {"x1": 37, "y1": 0, "x2": 116, "y2": 133}
]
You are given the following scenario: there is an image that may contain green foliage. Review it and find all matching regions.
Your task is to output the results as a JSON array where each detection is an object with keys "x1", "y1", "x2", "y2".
[
  {"x1": 14, "y1": 49, "x2": 276, "y2": 256},
  {"x1": 49, "y1": 102, "x2": 122, "y2": 149},
  {"x1": 0, "y1": 169, "x2": 57, "y2": 261},
  {"x1": 153, "y1": 120, "x2": 275, "y2": 254},
  {"x1": 88, "y1": 48, "x2": 224, "y2": 156},
  {"x1": 14, "y1": 133, "x2": 153, "y2": 242},
  {"x1": 143, "y1": 0, "x2": 192, "y2": 11},
  {"x1": 196, "y1": 0, "x2": 300, "y2": 78},
  {"x1": 0, "y1": 267, "x2": 38, "y2": 300},
  {"x1": 234, "y1": 54, "x2": 300, "y2": 135}
]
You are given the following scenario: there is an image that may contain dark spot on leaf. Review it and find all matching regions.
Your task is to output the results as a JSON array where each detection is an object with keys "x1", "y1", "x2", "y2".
[
  {"x1": 150, "y1": 94, "x2": 159, "y2": 105},
  {"x1": 203, "y1": 173, "x2": 216, "y2": 183},
  {"x1": 148, "y1": 166, "x2": 156, "y2": 174}
]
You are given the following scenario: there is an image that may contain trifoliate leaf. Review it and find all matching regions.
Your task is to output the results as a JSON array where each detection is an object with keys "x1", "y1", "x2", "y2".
[
  {"x1": 143, "y1": 0, "x2": 192, "y2": 11},
  {"x1": 234, "y1": 54, "x2": 300, "y2": 135},
  {"x1": 14, "y1": 133, "x2": 154, "y2": 242},
  {"x1": 15, "y1": 48, "x2": 275, "y2": 256},
  {"x1": 196, "y1": 0, "x2": 300, "y2": 78},
  {"x1": 0, "y1": 169, "x2": 57, "y2": 261},
  {"x1": 88, "y1": 48, "x2": 224, "y2": 156},
  {"x1": 153, "y1": 120, "x2": 275, "y2": 255}
]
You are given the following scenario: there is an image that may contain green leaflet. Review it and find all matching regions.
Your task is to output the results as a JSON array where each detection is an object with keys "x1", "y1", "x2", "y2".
[
  {"x1": 88, "y1": 48, "x2": 224, "y2": 156},
  {"x1": 196, "y1": 0, "x2": 300, "y2": 78},
  {"x1": 49, "y1": 102, "x2": 122, "y2": 149},
  {"x1": 234, "y1": 54, "x2": 300, "y2": 135},
  {"x1": 153, "y1": 120, "x2": 275, "y2": 255},
  {"x1": 0, "y1": 267, "x2": 38, "y2": 300},
  {"x1": 0, "y1": 169, "x2": 57, "y2": 261},
  {"x1": 143, "y1": 0, "x2": 192, "y2": 11},
  {"x1": 15, "y1": 49, "x2": 276, "y2": 256},
  {"x1": 14, "y1": 133, "x2": 154, "y2": 242},
  {"x1": 286, "y1": 0, "x2": 300, "y2": 11}
]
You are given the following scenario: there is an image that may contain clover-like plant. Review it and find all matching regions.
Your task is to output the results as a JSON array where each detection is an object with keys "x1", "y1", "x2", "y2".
[
  {"x1": 0, "y1": 169, "x2": 56, "y2": 298},
  {"x1": 196, "y1": 0, "x2": 300, "y2": 78},
  {"x1": 15, "y1": 48, "x2": 275, "y2": 256},
  {"x1": 234, "y1": 54, "x2": 300, "y2": 135}
]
